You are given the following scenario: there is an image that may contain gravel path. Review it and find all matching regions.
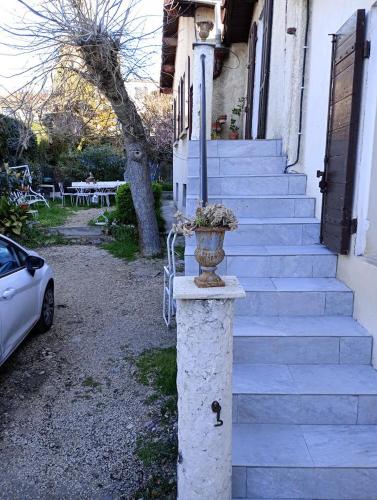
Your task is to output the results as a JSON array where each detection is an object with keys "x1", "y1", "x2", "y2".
[
  {"x1": 65, "y1": 207, "x2": 106, "y2": 227},
  {"x1": 0, "y1": 245, "x2": 175, "y2": 499}
]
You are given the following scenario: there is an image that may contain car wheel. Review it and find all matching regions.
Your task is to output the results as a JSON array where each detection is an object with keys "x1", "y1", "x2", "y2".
[{"x1": 35, "y1": 283, "x2": 54, "y2": 334}]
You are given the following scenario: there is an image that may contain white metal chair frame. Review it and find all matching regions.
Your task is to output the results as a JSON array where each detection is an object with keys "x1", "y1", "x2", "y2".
[
  {"x1": 58, "y1": 182, "x2": 74, "y2": 206},
  {"x1": 163, "y1": 229, "x2": 178, "y2": 328},
  {"x1": 9, "y1": 165, "x2": 49, "y2": 207}
]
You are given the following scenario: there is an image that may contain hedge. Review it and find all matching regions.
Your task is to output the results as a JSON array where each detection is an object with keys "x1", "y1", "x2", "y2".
[{"x1": 115, "y1": 182, "x2": 164, "y2": 232}]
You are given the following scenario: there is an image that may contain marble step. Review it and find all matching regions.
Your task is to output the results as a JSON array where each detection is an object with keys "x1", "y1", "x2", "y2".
[
  {"x1": 188, "y1": 139, "x2": 282, "y2": 159},
  {"x1": 232, "y1": 423, "x2": 377, "y2": 499},
  {"x1": 233, "y1": 363, "x2": 377, "y2": 425},
  {"x1": 188, "y1": 156, "x2": 286, "y2": 177},
  {"x1": 233, "y1": 316, "x2": 371, "y2": 365},
  {"x1": 185, "y1": 245, "x2": 336, "y2": 278},
  {"x1": 185, "y1": 218, "x2": 320, "y2": 246},
  {"x1": 186, "y1": 194, "x2": 315, "y2": 218},
  {"x1": 187, "y1": 174, "x2": 307, "y2": 196},
  {"x1": 235, "y1": 277, "x2": 353, "y2": 316}
]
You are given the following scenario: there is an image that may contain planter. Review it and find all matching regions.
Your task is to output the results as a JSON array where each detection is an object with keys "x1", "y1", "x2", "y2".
[
  {"x1": 229, "y1": 131, "x2": 239, "y2": 140},
  {"x1": 194, "y1": 227, "x2": 227, "y2": 288}
]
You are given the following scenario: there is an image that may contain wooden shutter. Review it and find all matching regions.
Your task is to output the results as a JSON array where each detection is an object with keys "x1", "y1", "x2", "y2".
[
  {"x1": 245, "y1": 22, "x2": 258, "y2": 139},
  {"x1": 180, "y1": 76, "x2": 185, "y2": 134},
  {"x1": 257, "y1": 0, "x2": 273, "y2": 139},
  {"x1": 187, "y1": 55, "x2": 193, "y2": 139},
  {"x1": 173, "y1": 98, "x2": 177, "y2": 142},
  {"x1": 186, "y1": 57, "x2": 191, "y2": 131},
  {"x1": 189, "y1": 85, "x2": 193, "y2": 139},
  {"x1": 177, "y1": 82, "x2": 181, "y2": 135},
  {"x1": 320, "y1": 9, "x2": 366, "y2": 254}
]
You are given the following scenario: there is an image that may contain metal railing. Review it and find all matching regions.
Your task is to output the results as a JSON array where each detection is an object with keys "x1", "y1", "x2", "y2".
[{"x1": 199, "y1": 53, "x2": 208, "y2": 206}]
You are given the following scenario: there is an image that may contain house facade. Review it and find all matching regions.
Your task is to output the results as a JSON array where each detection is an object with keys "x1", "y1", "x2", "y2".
[{"x1": 162, "y1": 0, "x2": 377, "y2": 497}]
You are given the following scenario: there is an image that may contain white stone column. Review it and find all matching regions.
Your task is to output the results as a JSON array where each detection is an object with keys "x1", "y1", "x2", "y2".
[
  {"x1": 191, "y1": 42, "x2": 215, "y2": 140},
  {"x1": 173, "y1": 276, "x2": 245, "y2": 500}
]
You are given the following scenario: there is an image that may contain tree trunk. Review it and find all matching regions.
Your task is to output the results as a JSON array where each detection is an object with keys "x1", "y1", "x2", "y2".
[
  {"x1": 78, "y1": 39, "x2": 162, "y2": 256},
  {"x1": 125, "y1": 140, "x2": 161, "y2": 256}
]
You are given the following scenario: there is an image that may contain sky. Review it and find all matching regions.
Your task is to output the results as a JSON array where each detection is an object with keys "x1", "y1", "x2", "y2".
[{"x1": 0, "y1": 0, "x2": 164, "y2": 93}]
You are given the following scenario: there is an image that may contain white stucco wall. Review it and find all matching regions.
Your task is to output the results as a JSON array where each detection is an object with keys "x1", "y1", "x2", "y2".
[
  {"x1": 212, "y1": 43, "x2": 248, "y2": 138},
  {"x1": 172, "y1": 16, "x2": 196, "y2": 209}
]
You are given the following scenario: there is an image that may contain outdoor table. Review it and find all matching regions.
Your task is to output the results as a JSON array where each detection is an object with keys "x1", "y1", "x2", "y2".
[{"x1": 68, "y1": 181, "x2": 126, "y2": 206}]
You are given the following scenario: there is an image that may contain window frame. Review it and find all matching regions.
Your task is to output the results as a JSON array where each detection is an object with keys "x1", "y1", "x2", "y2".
[{"x1": 0, "y1": 237, "x2": 28, "y2": 279}]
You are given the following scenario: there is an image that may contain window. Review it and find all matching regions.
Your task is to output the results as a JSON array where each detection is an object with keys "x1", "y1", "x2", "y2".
[
  {"x1": 182, "y1": 184, "x2": 187, "y2": 208},
  {"x1": 0, "y1": 239, "x2": 23, "y2": 277}
]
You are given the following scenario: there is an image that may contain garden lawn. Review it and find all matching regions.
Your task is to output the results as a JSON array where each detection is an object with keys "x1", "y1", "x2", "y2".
[{"x1": 36, "y1": 201, "x2": 90, "y2": 228}]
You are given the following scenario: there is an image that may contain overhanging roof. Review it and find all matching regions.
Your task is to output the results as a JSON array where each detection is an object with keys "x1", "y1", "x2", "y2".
[
  {"x1": 159, "y1": 0, "x2": 256, "y2": 93},
  {"x1": 221, "y1": 0, "x2": 256, "y2": 46},
  {"x1": 160, "y1": 1, "x2": 215, "y2": 93}
]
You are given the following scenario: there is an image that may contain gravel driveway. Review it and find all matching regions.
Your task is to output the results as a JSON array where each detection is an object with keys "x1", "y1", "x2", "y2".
[{"x1": 0, "y1": 245, "x2": 175, "y2": 499}]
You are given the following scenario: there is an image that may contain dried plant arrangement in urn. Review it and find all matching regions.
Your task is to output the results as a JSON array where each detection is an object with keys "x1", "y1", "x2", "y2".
[{"x1": 174, "y1": 204, "x2": 238, "y2": 288}]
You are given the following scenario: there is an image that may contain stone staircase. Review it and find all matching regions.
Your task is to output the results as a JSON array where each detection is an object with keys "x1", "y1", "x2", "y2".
[{"x1": 184, "y1": 139, "x2": 377, "y2": 500}]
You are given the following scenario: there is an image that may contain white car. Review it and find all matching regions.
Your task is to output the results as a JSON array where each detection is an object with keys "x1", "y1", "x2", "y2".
[{"x1": 0, "y1": 234, "x2": 54, "y2": 366}]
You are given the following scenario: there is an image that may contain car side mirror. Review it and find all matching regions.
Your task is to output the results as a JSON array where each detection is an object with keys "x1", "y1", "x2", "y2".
[{"x1": 25, "y1": 255, "x2": 44, "y2": 276}]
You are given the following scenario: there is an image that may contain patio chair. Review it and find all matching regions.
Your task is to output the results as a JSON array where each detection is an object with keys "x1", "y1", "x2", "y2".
[
  {"x1": 58, "y1": 183, "x2": 74, "y2": 206},
  {"x1": 9, "y1": 188, "x2": 49, "y2": 208},
  {"x1": 8, "y1": 165, "x2": 49, "y2": 207},
  {"x1": 75, "y1": 188, "x2": 91, "y2": 206}
]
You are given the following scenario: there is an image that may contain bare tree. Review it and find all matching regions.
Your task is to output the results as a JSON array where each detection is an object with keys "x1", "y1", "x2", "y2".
[{"x1": 1, "y1": 0, "x2": 162, "y2": 256}]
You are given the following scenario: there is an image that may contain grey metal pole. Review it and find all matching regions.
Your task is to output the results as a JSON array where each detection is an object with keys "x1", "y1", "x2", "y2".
[{"x1": 200, "y1": 53, "x2": 208, "y2": 206}]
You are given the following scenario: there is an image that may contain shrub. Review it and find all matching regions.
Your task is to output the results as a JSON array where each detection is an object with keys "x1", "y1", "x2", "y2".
[
  {"x1": 0, "y1": 197, "x2": 30, "y2": 236},
  {"x1": 0, "y1": 114, "x2": 37, "y2": 166},
  {"x1": 115, "y1": 182, "x2": 164, "y2": 232},
  {"x1": 59, "y1": 144, "x2": 125, "y2": 183}
]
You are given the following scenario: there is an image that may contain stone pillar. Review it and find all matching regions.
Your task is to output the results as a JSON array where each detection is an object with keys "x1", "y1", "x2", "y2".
[
  {"x1": 173, "y1": 276, "x2": 245, "y2": 500},
  {"x1": 191, "y1": 42, "x2": 215, "y2": 140}
]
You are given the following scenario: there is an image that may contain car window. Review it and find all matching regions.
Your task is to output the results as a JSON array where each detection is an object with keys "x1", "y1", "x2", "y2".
[
  {"x1": 0, "y1": 239, "x2": 22, "y2": 277},
  {"x1": 13, "y1": 245, "x2": 28, "y2": 266}
]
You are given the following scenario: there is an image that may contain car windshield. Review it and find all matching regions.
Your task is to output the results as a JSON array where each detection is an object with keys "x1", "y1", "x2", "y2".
[{"x1": 0, "y1": 239, "x2": 21, "y2": 276}]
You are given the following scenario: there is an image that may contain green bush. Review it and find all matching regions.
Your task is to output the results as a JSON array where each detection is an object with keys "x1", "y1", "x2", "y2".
[
  {"x1": 0, "y1": 197, "x2": 30, "y2": 236},
  {"x1": 115, "y1": 182, "x2": 164, "y2": 232},
  {"x1": 59, "y1": 144, "x2": 125, "y2": 183}
]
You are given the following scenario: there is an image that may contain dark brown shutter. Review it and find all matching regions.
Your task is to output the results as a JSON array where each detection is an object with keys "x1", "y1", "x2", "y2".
[
  {"x1": 245, "y1": 22, "x2": 257, "y2": 139},
  {"x1": 320, "y1": 9, "x2": 366, "y2": 254},
  {"x1": 189, "y1": 85, "x2": 193, "y2": 139},
  {"x1": 186, "y1": 56, "x2": 191, "y2": 131},
  {"x1": 180, "y1": 76, "x2": 185, "y2": 134},
  {"x1": 173, "y1": 98, "x2": 177, "y2": 142},
  {"x1": 257, "y1": 0, "x2": 273, "y2": 139},
  {"x1": 177, "y1": 82, "x2": 181, "y2": 135}
]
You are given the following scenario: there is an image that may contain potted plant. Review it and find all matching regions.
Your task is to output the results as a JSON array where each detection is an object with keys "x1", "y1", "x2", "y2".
[
  {"x1": 229, "y1": 98, "x2": 245, "y2": 140},
  {"x1": 174, "y1": 204, "x2": 238, "y2": 288}
]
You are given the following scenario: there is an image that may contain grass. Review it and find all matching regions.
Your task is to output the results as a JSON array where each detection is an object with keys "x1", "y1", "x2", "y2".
[
  {"x1": 174, "y1": 244, "x2": 185, "y2": 260},
  {"x1": 135, "y1": 437, "x2": 177, "y2": 467},
  {"x1": 82, "y1": 376, "x2": 102, "y2": 389},
  {"x1": 36, "y1": 201, "x2": 90, "y2": 228},
  {"x1": 15, "y1": 226, "x2": 70, "y2": 249},
  {"x1": 101, "y1": 225, "x2": 138, "y2": 261},
  {"x1": 135, "y1": 347, "x2": 177, "y2": 397},
  {"x1": 133, "y1": 347, "x2": 178, "y2": 499}
]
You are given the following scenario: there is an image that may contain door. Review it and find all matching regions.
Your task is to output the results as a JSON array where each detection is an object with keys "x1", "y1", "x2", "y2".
[
  {"x1": 257, "y1": 0, "x2": 274, "y2": 139},
  {"x1": 320, "y1": 9, "x2": 366, "y2": 254},
  {"x1": 0, "y1": 239, "x2": 39, "y2": 360},
  {"x1": 245, "y1": 22, "x2": 258, "y2": 139}
]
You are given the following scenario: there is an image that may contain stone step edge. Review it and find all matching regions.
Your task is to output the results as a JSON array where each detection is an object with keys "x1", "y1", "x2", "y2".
[
  {"x1": 184, "y1": 217, "x2": 320, "y2": 227},
  {"x1": 187, "y1": 173, "x2": 306, "y2": 179},
  {"x1": 185, "y1": 245, "x2": 334, "y2": 256}
]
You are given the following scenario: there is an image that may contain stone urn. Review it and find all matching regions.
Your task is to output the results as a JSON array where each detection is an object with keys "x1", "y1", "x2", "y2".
[{"x1": 194, "y1": 227, "x2": 227, "y2": 288}]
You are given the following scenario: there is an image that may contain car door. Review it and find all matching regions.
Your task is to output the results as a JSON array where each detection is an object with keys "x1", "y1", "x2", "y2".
[{"x1": 0, "y1": 238, "x2": 40, "y2": 361}]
